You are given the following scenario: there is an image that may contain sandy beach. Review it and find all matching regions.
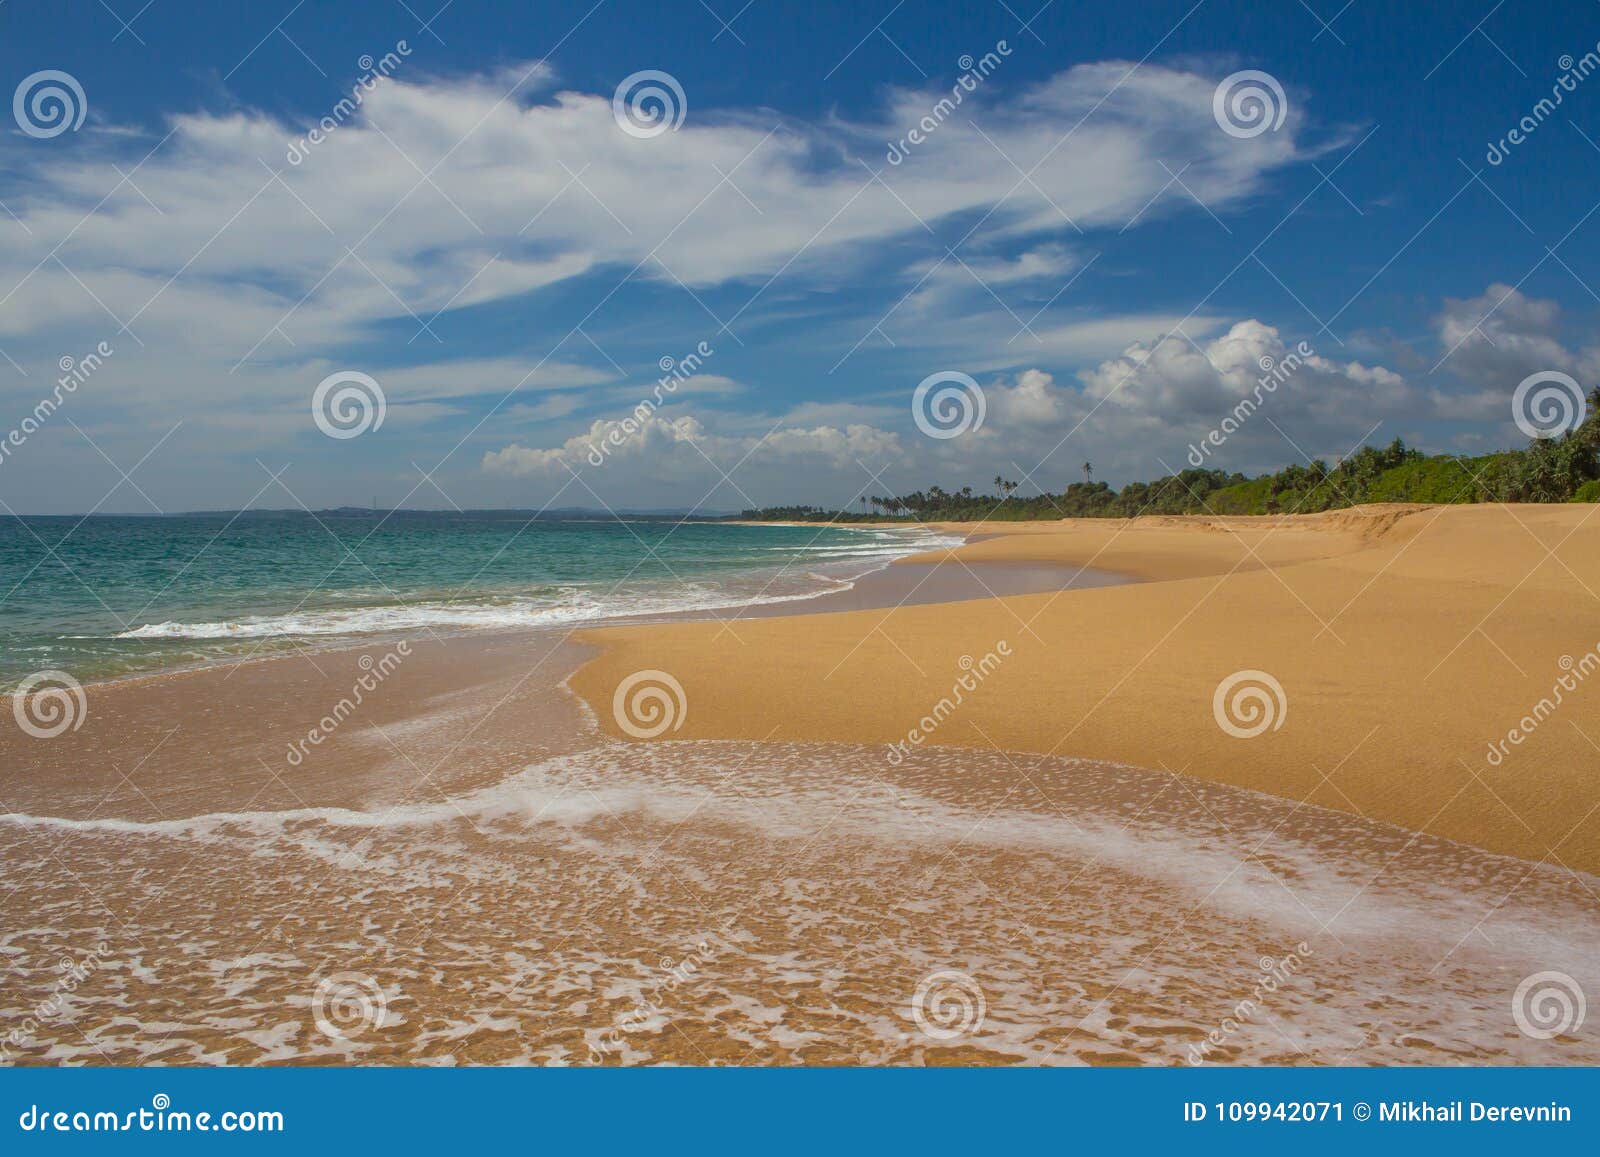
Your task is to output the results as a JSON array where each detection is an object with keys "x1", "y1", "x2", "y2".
[
  {"x1": 3, "y1": 504, "x2": 1597, "y2": 1066},
  {"x1": 574, "y1": 503, "x2": 1600, "y2": 875}
]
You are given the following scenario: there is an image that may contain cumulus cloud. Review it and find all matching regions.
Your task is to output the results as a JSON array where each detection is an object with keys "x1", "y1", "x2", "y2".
[
  {"x1": 1431, "y1": 285, "x2": 1600, "y2": 422},
  {"x1": 483, "y1": 412, "x2": 907, "y2": 514},
  {"x1": 475, "y1": 316, "x2": 1427, "y2": 503}
]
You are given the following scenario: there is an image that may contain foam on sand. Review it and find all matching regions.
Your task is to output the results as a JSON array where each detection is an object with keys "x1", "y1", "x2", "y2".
[{"x1": 3, "y1": 740, "x2": 1594, "y2": 1066}]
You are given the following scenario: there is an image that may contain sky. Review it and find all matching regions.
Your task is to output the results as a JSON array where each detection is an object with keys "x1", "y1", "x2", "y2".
[{"x1": 1, "y1": 0, "x2": 1598, "y2": 515}]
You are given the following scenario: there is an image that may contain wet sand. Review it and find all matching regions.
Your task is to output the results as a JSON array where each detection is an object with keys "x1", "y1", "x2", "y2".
[
  {"x1": 740, "y1": 559, "x2": 1126, "y2": 617},
  {"x1": 4, "y1": 736, "x2": 1595, "y2": 1066},
  {"x1": 2, "y1": 512, "x2": 1597, "y2": 1066}
]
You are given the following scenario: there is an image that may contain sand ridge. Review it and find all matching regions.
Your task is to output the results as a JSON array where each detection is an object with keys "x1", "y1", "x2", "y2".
[{"x1": 573, "y1": 503, "x2": 1600, "y2": 873}]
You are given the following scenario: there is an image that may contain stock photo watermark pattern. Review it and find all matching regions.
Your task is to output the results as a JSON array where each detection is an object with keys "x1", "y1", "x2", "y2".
[
  {"x1": 12, "y1": 69, "x2": 86, "y2": 139},
  {"x1": 311, "y1": 972, "x2": 391, "y2": 1042},
  {"x1": 885, "y1": 41, "x2": 1012, "y2": 165},
  {"x1": 912, "y1": 371, "x2": 986, "y2": 439},
  {"x1": 285, "y1": 642, "x2": 411, "y2": 766},
  {"x1": 1211, "y1": 70, "x2": 1287, "y2": 139},
  {"x1": 286, "y1": 41, "x2": 413, "y2": 165},
  {"x1": 312, "y1": 370, "x2": 386, "y2": 440},
  {"x1": 0, "y1": 342, "x2": 112, "y2": 470},
  {"x1": 587, "y1": 341, "x2": 714, "y2": 466},
  {"x1": 1483, "y1": 644, "x2": 1599, "y2": 766},
  {"x1": 1511, "y1": 972, "x2": 1586, "y2": 1041},
  {"x1": 11, "y1": 670, "x2": 87, "y2": 739},
  {"x1": 1, "y1": 943, "x2": 113, "y2": 1063},
  {"x1": 2, "y1": 0, "x2": 1599, "y2": 1113},
  {"x1": 885, "y1": 642, "x2": 1010, "y2": 765},
  {"x1": 910, "y1": 970, "x2": 987, "y2": 1042},
  {"x1": 1188, "y1": 943, "x2": 1313, "y2": 1065},
  {"x1": 1187, "y1": 343, "x2": 1313, "y2": 467},
  {"x1": 612, "y1": 669, "x2": 688, "y2": 739},
  {"x1": 1211, "y1": 670, "x2": 1287, "y2": 740},
  {"x1": 1512, "y1": 369, "x2": 1588, "y2": 439},
  {"x1": 1486, "y1": 42, "x2": 1600, "y2": 165},
  {"x1": 612, "y1": 70, "x2": 687, "y2": 139}
]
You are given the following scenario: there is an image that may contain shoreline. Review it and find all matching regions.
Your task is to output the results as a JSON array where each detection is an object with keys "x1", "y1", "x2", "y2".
[
  {"x1": 6, "y1": 503, "x2": 1599, "y2": 1065},
  {"x1": 7, "y1": 523, "x2": 964, "y2": 696},
  {"x1": 14, "y1": 502, "x2": 1600, "y2": 873},
  {"x1": 0, "y1": 528, "x2": 1112, "y2": 823},
  {"x1": 22, "y1": 523, "x2": 1118, "y2": 698},
  {"x1": 572, "y1": 502, "x2": 1600, "y2": 874}
]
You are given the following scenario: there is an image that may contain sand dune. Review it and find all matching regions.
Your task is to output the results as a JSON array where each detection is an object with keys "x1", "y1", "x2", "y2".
[{"x1": 574, "y1": 503, "x2": 1600, "y2": 874}]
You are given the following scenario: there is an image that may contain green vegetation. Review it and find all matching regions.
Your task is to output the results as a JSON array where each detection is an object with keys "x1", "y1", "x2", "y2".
[{"x1": 739, "y1": 389, "x2": 1600, "y2": 522}]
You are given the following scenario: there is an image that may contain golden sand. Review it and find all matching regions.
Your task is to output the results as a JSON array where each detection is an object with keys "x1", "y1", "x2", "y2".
[
  {"x1": 5, "y1": 505, "x2": 1597, "y2": 1065},
  {"x1": 574, "y1": 503, "x2": 1600, "y2": 874}
]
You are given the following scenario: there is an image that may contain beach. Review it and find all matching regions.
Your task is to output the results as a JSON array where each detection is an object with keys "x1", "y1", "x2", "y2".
[
  {"x1": 575, "y1": 503, "x2": 1600, "y2": 875},
  {"x1": 2, "y1": 505, "x2": 1597, "y2": 1065}
]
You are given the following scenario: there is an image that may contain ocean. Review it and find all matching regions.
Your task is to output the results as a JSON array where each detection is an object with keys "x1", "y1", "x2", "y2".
[{"x1": 0, "y1": 512, "x2": 959, "y2": 687}]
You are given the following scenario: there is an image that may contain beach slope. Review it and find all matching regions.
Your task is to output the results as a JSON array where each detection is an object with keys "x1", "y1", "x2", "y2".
[{"x1": 574, "y1": 504, "x2": 1600, "y2": 874}]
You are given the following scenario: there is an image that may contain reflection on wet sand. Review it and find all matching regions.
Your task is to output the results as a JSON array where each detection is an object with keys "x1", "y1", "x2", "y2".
[{"x1": 4, "y1": 717, "x2": 1595, "y2": 1065}]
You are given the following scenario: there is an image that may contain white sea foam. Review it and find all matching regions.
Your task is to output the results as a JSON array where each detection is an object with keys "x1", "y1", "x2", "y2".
[
  {"x1": 112, "y1": 528, "x2": 963, "y2": 641},
  {"x1": 5, "y1": 742, "x2": 1593, "y2": 976},
  {"x1": 6, "y1": 740, "x2": 1596, "y2": 1067}
]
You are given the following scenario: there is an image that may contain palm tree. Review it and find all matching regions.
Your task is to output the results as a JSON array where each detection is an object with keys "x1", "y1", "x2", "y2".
[{"x1": 1081, "y1": 461, "x2": 1093, "y2": 484}]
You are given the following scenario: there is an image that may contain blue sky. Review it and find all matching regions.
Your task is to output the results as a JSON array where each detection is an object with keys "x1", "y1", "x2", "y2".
[{"x1": 2, "y1": 0, "x2": 1598, "y2": 513}]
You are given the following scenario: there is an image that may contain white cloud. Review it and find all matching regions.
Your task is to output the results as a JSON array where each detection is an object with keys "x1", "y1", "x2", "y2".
[
  {"x1": 0, "y1": 59, "x2": 1302, "y2": 360},
  {"x1": 1431, "y1": 285, "x2": 1600, "y2": 425},
  {"x1": 476, "y1": 314, "x2": 1429, "y2": 502}
]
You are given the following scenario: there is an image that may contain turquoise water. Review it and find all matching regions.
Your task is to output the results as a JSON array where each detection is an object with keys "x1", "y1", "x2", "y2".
[{"x1": 0, "y1": 513, "x2": 956, "y2": 687}]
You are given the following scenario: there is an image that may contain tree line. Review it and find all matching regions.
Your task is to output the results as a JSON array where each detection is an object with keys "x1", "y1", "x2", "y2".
[{"x1": 738, "y1": 389, "x2": 1600, "y2": 522}]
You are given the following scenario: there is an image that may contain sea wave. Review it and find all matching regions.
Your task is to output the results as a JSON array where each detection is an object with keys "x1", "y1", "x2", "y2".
[{"x1": 112, "y1": 528, "x2": 964, "y2": 641}]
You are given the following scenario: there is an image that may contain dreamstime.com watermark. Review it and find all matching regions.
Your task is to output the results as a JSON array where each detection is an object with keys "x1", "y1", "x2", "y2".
[
  {"x1": 1211, "y1": 669, "x2": 1287, "y2": 739},
  {"x1": 1187, "y1": 942, "x2": 1313, "y2": 1064},
  {"x1": 612, "y1": 70, "x2": 687, "y2": 138},
  {"x1": 1486, "y1": 45, "x2": 1600, "y2": 166},
  {"x1": 311, "y1": 970, "x2": 391, "y2": 1041},
  {"x1": 910, "y1": 969, "x2": 986, "y2": 1041},
  {"x1": 312, "y1": 369, "x2": 386, "y2": 439},
  {"x1": 587, "y1": 341, "x2": 713, "y2": 466},
  {"x1": 1212, "y1": 70, "x2": 1288, "y2": 139},
  {"x1": 13, "y1": 69, "x2": 86, "y2": 139},
  {"x1": 1512, "y1": 971, "x2": 1586, "y2": 1040},
  {"x1": 10, "y1": 669, "x2": 87, "y2": 738},
  {"x1": 612, "y1": 669, "x2": 687, "y2": 739},
  {"x1": 911, "y1": 370, "x2": 986, "y2": 440},
  {"x1": 1511, "y1": 369, "x2": 1587, "y2": 440},
  {"x1": 1483, "y1": 645, "x2": 1599, "y2": 767},
  {"x1": 886, "y1": 642, "x2": 1011, "y2": 764},
  {"x1": 588, "y1": 938, "x2": 720, "y2": 1062},
  {"x1": 885, "y1": 41, "x2": 1012, "y2": 165},
  {"x1": 17, "y1": 1095, "x2": 283, "y2": 1134},
  {"x1": 287, "y1": 42, "x2": 413, "y2": 164},
  {"x1": 1, "y1": 941, "x2": 112, "y2": 1063},
  {"x1": 285, "y1": 642, "x2": 411, "y2": 766},
  {"x1": 1187, "y1": 342, "x2": 1313, "y2": 467},
  {"x1": 0, "y1": 342, "x2": 113, "y2": 471}
]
